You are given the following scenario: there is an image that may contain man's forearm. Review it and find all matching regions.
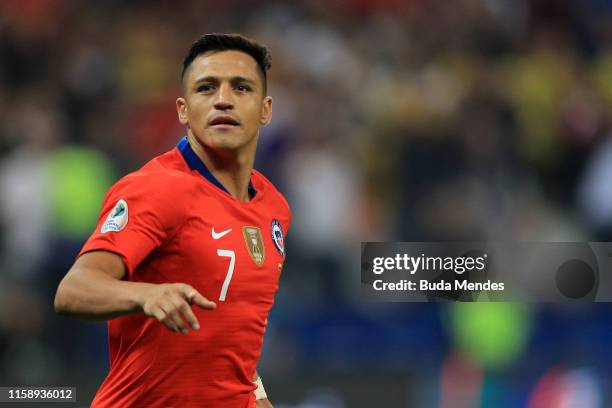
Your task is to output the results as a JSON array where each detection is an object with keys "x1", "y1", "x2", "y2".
[
  {"x1": 55, "y1": 251, "x2": 216, "y2": 333},
  {"x1": 54, "y1": 266, "x2": 150, "y2": 321}
]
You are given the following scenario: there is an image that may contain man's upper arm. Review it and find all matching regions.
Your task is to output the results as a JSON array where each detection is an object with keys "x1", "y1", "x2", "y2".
[
  {"x1": 55, "y1": 250, "x2": 141, "y2": 318},
  {"x1": 71, "y1": 251, "x2": 127, "y2": 280},
  {"x1": 78, "y1": 173, "x2": 191, "y2": 277}
]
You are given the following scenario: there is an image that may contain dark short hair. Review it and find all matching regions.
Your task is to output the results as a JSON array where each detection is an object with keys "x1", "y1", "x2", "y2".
[{"x1": 181, "y1": 33, "x2": 272, "y2": 92}]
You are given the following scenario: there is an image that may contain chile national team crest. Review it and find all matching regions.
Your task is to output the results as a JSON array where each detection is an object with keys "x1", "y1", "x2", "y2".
[{"x1": 271, "y1": 219, "x2": 285, "y2": 257}]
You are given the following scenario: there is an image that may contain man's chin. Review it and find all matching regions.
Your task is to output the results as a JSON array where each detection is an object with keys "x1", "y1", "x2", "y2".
[
  {"x1": 194, "y1": 133, "x2": 236, "y2": 148},
  {"x1": 202, "y1": 138, "x2": 243, "y2": 153},
  {"x1": 191, "y1": 131, "x2": 254, "y2": 154}
]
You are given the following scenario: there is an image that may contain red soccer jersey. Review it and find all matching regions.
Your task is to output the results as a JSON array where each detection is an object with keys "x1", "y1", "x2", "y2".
[{"x1": 79, "y1": 137, "x2": 291, "y2": 408}]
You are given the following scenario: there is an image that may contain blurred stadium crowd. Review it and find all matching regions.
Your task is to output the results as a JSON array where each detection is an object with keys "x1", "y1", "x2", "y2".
[{"x1": 1, "y1": 0, "x2": 612, "y2": 406}]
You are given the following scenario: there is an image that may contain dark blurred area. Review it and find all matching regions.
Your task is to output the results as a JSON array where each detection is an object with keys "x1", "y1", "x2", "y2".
[{"x1": 1, "y1": 0, "x2": 612, "y2": 406}]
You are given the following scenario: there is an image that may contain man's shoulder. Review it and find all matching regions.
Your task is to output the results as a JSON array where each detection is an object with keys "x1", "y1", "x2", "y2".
[
  {"x1": 100, "y1": 151, "x2": 197, "y2": 227},
  {"x1": 110, "y1": 149, "x2": 197, "y2": 200},
  {"x1": 253, "y1": 170, "x2": 291, "y2": 215}
]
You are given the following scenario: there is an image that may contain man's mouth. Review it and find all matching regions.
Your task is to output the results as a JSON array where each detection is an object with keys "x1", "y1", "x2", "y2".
[{"x1": 208, "y1": 116, "x2": 240, "y2": 127}]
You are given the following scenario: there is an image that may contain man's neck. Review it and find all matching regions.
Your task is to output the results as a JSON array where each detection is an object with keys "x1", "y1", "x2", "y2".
[{"x1": 186, "y1": 132, "x2": 256, "y2": 202}]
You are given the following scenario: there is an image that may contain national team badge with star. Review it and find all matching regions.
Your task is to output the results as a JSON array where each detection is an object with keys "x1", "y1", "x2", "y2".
[{"x1": 271, "y1": 219, "x2": 285, "y2": 257}]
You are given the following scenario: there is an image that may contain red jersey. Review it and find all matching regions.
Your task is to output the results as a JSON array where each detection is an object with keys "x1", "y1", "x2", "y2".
[{"x1": 80, "y1": 137, "x2": 291, "y2": 408}]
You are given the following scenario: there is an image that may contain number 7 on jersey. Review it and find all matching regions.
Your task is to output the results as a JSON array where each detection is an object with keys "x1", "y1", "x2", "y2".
[{"x1": 217, "y1": 249, "x2": 236, "y2": 301}]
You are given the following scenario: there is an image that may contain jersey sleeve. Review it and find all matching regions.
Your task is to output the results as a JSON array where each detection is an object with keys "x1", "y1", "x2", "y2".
[{"x1": 79, "y1": 173, "x2": 191, "y2": 278}]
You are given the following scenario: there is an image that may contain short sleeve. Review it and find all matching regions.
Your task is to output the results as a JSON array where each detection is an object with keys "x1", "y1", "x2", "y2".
[{"x1": 79, "y1": 173, "x2": 190, "y2": 277}]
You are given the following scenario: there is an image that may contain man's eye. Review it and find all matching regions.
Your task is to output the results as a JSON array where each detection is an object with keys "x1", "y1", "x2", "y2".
[
  {"x1": 236, "y1": 85, "x2": 251, "y2": 92},
  {"x1": 197, "y1": 85, "x2": 214, "y2": 92}
]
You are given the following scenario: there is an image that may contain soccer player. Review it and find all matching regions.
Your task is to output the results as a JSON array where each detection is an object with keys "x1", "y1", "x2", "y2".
[{"x1": 54, "y1": 33, "x2": 290, "y2": 408}]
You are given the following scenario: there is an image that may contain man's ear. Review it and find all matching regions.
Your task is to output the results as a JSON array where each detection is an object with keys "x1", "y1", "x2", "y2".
[
  {"x1": 260, "y1": 96, "x2": 272, "y2": 126},
  {"x1": 176, "y1": 97, "x2": 189, "y2": 126}
]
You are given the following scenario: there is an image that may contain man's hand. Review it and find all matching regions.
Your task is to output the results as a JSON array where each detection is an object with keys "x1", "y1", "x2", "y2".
[
  {"x1": 256, "y1": 399, "x2": 273, "y2": 408},
  {"x1": 139, "y1": 283, "x2": 216, "y2": 334}
]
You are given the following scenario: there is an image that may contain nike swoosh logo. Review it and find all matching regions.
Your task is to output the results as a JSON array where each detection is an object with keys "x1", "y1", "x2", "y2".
[{"x1": 212, "y1": 227, "x2": 232, "y2": 240}]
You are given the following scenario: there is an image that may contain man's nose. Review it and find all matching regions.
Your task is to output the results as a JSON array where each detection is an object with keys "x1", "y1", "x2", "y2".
[{"x1": 214, "y1": 83, "x2": 234, "y2": 110}]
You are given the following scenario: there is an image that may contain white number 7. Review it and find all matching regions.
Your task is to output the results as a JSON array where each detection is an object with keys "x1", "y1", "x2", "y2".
[{"x1": 217, "y1": 249, "x2": 236, "y2": 301}]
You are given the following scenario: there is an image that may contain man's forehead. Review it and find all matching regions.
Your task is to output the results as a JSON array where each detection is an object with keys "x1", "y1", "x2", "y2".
[{"x1": 187, "y1": 50, "x2": 259, "y2": 82}]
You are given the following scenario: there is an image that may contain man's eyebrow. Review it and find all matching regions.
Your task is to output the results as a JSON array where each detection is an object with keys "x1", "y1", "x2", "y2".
[
  {"x1": 231, "y1": 76, "x2": 257, "y2": 85},
  {"x1": 193, "y1": 76, "x2": 218, "y2": 85},
  {"x1": 193, "y1": 76, "x2": 257, "y2": 86}
]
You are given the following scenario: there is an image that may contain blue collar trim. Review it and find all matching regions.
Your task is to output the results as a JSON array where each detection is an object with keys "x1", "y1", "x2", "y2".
[{"x1": 177, "y1": 136, "x2": 256, "y2": 197}]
